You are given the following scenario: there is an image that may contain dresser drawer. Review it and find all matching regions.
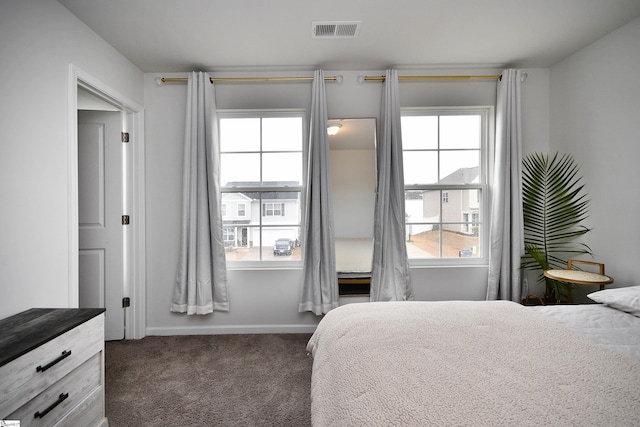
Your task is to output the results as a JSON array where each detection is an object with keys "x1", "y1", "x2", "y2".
[
  {"x1": 0, "y1": 314, "x2": 104, "y2": 418},
  {"x1": 53, "y1": 385, "x2": 104, "y2": 427},
  {"x1": 6, "y1": 352, "x2": 102, "y2": 427}
]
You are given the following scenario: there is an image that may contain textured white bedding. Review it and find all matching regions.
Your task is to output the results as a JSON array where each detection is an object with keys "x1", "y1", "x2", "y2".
[
  {"x1": 532, "y1": 303, "x2": 640, "y2": 362},
  {"x1": 307, "y1": 301, "x2": 640, "y2": 426},
  {"x1": 335, "y1": 238, "x2": 373, "y2": 273}
]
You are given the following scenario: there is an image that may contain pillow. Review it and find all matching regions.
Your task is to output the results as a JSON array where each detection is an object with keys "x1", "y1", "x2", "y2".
[{"x1": 588, "y1": 286, "x2": 640, "y2": 317}]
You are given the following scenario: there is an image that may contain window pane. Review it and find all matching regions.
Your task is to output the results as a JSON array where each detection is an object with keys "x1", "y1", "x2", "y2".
[
  {"x1": 405, "y1": 190, "x2": 440, "y2": 225},
  {"x1": 221, "y1": 192, "x2": 254, "y2": 220},
  {"x1": 406, "y1": 228, "x2": 440, "y2": 258},
  {"x1": 224, "y1": 226, "x2": 260, "y2": 261},
  {"x1": 405, "y1": 190, "x2": 440, "y2": 258},
  {"x1": 440, "y1": 115, "x2": 481, "y2": 149},
  {"x1": 441, "y1": 189, "x2": 480, "y2": 224},
  {"x1": 220, "y1": 153, "x2": 260, "y2": 186},
  {"x1": 263, "y1": 153, "x2": 302, "y2": 184},
  {"x1": 220, "y1": 118, "x2": 260, "y2": 152},
  {"x1": 262, "y1": 192, "x2": 301, "y2": 224},
  {"x1": 263, "y1": 227, "x2": 301, "y2": 261},
  {"x1": 403, "y1": 151, "x2": 438, "y2": 185},
  {"x1": 401, "y1": 116, "x2": 438, "y2": 150},
  {"x1": 262, "y1": 117, "x2": 303, "y2": 152},
  {"x1": 442, "y1": 228, "x2": 480, "y2": 258},
  {"x1": 439, "y1": 150, "x2": 480, "y2": 183}
]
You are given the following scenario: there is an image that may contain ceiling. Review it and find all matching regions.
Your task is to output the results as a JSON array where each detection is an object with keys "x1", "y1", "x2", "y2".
[{"x1": 58, "y1": 0, "x2": 640, "y2": 73}]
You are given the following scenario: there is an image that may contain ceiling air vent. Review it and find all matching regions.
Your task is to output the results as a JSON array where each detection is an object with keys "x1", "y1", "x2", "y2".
[{"x1": 312, "y1": 21, "x2": 362, "y2": 39}]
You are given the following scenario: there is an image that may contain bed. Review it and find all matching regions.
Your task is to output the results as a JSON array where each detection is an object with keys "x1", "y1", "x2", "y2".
[
  {"x1": 306, "y1": 286, "x2": 640, "y2": 426},
  {"x1": 335, "y1": 238, "x2": 374, "y2": 295}
]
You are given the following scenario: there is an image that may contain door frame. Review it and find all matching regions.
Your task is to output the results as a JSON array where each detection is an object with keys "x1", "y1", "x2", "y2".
[{"x1": 68, "y1": 65, "x2": 146, "y2": 339}]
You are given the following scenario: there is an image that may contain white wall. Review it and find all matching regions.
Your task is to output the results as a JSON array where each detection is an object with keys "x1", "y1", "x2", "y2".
[
  {"x1": 0, "y1": 1, "x2": 555, "y2": 330},
  {"x1": 549, "y1": 17, "x2": 640, "y2": 301},
  {"x1": 0, "y1": 0, "x2": 143, "y2": 319},
  {"x1": 144, "y1": 68, "x2": 551, "y2": 334}
]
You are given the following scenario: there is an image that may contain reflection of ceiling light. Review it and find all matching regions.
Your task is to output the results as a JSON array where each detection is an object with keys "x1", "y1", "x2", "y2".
[{"x1": 327, "y1": 123, "x2": 342, "y2": 136}]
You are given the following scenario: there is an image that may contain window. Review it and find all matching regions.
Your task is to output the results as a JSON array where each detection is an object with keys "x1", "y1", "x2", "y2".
[
  {"x1": 221, "y1": 203, "x2": 227, "y2": 217},
  {"x1": 402, "y1": 107, "x2": 489, "y2": 262},
  {"x1": 218, "y1": 111, "x2": 304, "y2": 263},
  {"x1": 263, "y1": 202, "x2": 284, "y2": 216},
  {"x1": 223, "y1": 227, "x2": 234, "y2": 242}
]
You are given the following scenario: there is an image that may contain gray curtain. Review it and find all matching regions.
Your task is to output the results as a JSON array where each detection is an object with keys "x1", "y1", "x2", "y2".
[
  {"x1": 370, "y1": 69, "x2": 414, "y2": 302},
  {"x1": 171, "y1": 71, "x2": 229, "y2": 314},
  {"x1": 486, "y1": 69, "x2": 525, "y2": 302},
  {"x1": 299, "y1": 70, "x2": 339, "y2": 315}
]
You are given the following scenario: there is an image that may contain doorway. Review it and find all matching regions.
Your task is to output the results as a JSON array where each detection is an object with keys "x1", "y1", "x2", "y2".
[{"x1": 68, "y1": 66, "x2": 146, "y2": 340}]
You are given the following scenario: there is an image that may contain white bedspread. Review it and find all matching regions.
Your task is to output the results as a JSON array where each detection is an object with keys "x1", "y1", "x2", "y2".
[
  {"x1": 532, "y1": 303, "x2": 640, "y2": 362},
  {"x1": 307, "y1": 301, "x2": 640, "y2": 426}
]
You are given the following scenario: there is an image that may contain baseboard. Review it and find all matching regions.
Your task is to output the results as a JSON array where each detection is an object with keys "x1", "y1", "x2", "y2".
[{"x1": 145, "y1": 323, "x2": 318, "y2": 337}]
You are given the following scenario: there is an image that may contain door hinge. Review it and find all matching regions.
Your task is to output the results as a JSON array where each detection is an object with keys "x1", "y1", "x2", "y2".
[
  {"x1": 122, "y1": 215, "x2": 130, "y2": 225},
  {"x1": 122, "y1": 297, "x2": 131, "y2": 308},
  {"x1": 121, "y1": 132, "x2": 129, "y2": 143}
]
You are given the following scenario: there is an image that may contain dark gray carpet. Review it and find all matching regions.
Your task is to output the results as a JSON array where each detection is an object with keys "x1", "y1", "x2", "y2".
[{"x1": 105, "y1": 334, "x2": 313, "y2": 426}]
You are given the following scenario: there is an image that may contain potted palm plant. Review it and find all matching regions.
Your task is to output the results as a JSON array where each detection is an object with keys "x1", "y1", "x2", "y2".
[{"x1": 521, "y1": 152, "x2": 592, "y2": 303}]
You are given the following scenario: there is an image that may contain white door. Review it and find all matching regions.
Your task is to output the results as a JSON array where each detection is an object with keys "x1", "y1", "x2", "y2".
[{"x1": 78, "y1": 110, "x2": 124, "y2": 341}]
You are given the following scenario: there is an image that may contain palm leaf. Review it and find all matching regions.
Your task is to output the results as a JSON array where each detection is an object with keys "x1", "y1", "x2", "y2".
[{"x1": 521, "y1": 152, "x2": 592, "y2": 301}]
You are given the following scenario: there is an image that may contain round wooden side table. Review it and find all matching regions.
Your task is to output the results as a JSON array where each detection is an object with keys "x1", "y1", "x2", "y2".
[{"x1": 543, "y1": 269, "x2": 613, "y2": 291}]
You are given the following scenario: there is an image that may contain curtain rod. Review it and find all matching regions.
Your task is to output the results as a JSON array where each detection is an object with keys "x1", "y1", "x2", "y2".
[
  {"x1": 156, "y1": 74, "x2": 502, "y2": 85},
  {"x1": 156, "y1": 75, "x2": 342, "y2": 85},
  {"x1": 360, "y1": 74, "x2": 501, "y2": 82}
]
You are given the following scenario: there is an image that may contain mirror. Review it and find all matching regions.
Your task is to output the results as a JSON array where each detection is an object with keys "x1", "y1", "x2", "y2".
[
  {"x1": 328, "y1": 118, "x2": 377, "y2": 238},
  {"x1": 329, "y1": 118, "x2": 376, "y2": 295}
]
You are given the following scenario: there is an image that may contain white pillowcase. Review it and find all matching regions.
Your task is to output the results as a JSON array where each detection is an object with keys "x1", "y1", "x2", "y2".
[{"x1": 588, "y1": 285, "x2": 640, "y2": 317}]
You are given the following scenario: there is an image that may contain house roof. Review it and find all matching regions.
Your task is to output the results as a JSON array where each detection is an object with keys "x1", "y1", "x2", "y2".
[
  {"x1": 224, "y1": 181, "x2": 300, "y2": 200},
  {"x1": 439, "y1": 166, "x2": 480, "y2": 185}
]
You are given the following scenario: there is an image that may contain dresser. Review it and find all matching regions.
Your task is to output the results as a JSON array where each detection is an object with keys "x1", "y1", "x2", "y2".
[{"x1": 0, "y1": 308, "x2": 107, "y2": 427}]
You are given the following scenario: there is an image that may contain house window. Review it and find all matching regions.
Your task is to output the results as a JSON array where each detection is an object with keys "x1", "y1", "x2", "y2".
[
  {"x1": 263, "y1": 202, "x2": 284, "y2": 216},
  {"x1": 223, "y1": 227, "x2": 235, "y2": 242},
  {"x1": 402, "y1": 107, "x2": 489, "y2": 261},
  {"x1": 221, "y1": 203, "x2": 227, "y2": 217},
  {"x1": 218, "y1": 111, "x2": 304, "y2": 263}
]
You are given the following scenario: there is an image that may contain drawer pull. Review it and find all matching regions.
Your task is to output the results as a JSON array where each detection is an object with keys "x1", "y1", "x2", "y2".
[
  {"x1": 34, "y1": 392, "x2": 69, "y2": 419},
  {"x1": 36, "y1": 350, "x2": 72, "y2": 372}
]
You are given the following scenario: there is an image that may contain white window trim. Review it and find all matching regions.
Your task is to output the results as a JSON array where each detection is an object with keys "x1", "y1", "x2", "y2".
[
  {"x1": 218, "y1": 109, "x2": 307, "y2": 270},
  {"x1": 401, "y1": 106, "x2": 493, "y2": 267}
]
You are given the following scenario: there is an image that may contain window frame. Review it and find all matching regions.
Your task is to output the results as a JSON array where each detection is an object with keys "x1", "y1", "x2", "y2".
[
  {"x1": 217, "y1": 109, "x2": 307, "y2": 269},
  {"x1": 401, "y1": 106, "x2": 493, "y2": 267}
]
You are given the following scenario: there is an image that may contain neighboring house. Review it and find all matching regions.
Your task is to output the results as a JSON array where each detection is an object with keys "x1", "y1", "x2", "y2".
[
  {"x1": 421, "y1": 166, "x2": 480, "y2": 235},
  {"x1": 222, "y1": 182, "x2": 301, "y2": 250}
]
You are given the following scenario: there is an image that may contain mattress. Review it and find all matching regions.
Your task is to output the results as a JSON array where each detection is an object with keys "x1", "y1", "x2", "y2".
[
  {"x1": 307, "y1": 300, "x2": 640, "y2": 426},
  {"x1": 532, "y1": 303, "x2": 640, "y2": 362},
  {"x1": 334, "y1": 238, "x2": 373, "y2": 274}
]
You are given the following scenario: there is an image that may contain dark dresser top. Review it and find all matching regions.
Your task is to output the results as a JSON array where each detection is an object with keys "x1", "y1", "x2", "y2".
[{"x1": 0, "y1": 308, "x2": 106, "y2": 368}]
